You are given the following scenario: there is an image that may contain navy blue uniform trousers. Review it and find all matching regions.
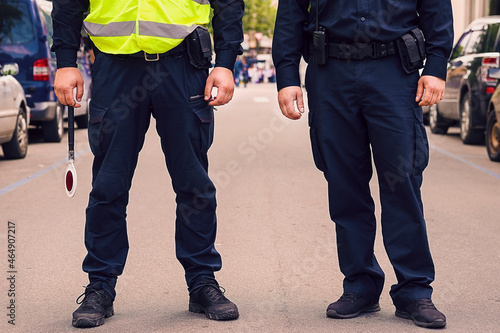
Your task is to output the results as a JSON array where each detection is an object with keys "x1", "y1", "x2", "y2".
[
  {"x1": 306, "y1": 55, "x2": 434, "y2": 309},
  {"x1": 83, "y1": 48, "x2": 221, "y2": 297}
]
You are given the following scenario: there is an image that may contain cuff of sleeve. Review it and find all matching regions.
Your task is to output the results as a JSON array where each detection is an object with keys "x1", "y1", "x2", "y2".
[
  {"x1": 421, "y1": 55, "x2": 448, "y2": 81},
  {"x1": 214, "y1": 49, "x2": 238, "y2": 71},
  {"x1": 55, "y1": 48, "x2": 79, "y2": 69},
  {"x1": 276, "y1": 65, "x2": 301, "y2": 91}
]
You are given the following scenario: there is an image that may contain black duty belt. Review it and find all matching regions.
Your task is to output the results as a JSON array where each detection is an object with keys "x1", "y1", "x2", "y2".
[
  {"x1": 314, "y1": 41, "x2": 397, "y2": 60},
  {"x1": 118, "y1": 41, "x2": 186, "y2": 61}
]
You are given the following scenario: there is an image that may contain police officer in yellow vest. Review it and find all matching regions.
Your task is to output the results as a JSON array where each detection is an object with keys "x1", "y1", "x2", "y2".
[{"x1": 51, "y1": 0, "x2": 244, "y2": 328}]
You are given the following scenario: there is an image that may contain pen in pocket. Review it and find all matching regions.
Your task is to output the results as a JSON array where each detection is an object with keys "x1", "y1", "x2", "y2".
[{"x1": 189, "y1": 94, "x2": 205, "y2": 102}]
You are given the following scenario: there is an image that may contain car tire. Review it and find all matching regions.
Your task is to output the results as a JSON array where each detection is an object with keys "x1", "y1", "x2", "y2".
[
  {"x1": 429, "y1": 104, "x2": 449, "y2": 134},
  {"x1": 1, "y1": 107, "x2": 28, "y2": 159},
  {"x1": 486, "y1": 110, "x2": 500, "y2": 162},
  {"x1": 42, "y1": 102, "x2": 64, "y2": 142},
  {"x1": 460, "y1": 91, "x2": 484, "y2": 145}
]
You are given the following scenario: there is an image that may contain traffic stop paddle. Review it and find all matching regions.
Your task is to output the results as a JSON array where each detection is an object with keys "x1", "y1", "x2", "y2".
[{"x1": 65, "y1": 105, "x2": 77, "y2": 197}]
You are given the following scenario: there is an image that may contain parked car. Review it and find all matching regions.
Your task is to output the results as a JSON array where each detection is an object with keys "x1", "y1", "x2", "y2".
[
  {"x1": 0, "y1": 63, "x2": 29, "y2": 159},
  {"x1": 485, "y1": 67, "x2": 500, "y2": 162},
  {"x1": 430, "y1": 16, "x2": 500, "y2": 145},
  {"x1": 0, "y1": 0, "x2": 91, "y2": 143}
]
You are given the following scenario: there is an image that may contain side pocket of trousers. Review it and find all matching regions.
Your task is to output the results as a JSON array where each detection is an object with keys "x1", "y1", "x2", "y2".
[
  {"x1": 412, "y1": 105, "x2": 429, "y2": 176},
  {"x1": 308, "y1": 110, "x2": 328, "y2": 172},
  {"x1": 88, "y1": 100, "x2": 108, "y2": 156}
]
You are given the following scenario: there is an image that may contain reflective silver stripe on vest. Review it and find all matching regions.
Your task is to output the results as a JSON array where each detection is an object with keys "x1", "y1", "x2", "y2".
[
  {"x1": 139, "y1": 21, "x2": 198, "y2": 39},
  {"x1": 192, "y1": 0, "x2": 210, "y2": 4},
  {"x1": 84, "y1": 21, "x2": 199, "y2": 39},
  {"x1": 84, "y1": 21, "x2": 136, "y2": 37}
]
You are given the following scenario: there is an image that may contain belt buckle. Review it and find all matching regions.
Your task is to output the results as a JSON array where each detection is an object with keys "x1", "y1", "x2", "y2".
[
  {"x1": 373, "y1": 43, "x2": 388, "y2": 58},
  {"x1": 338, "y1": 44, "x2": 355, "y2": 59},
  {"x1": 144, "y1": 52, "x2": 160, "y2": 61},
  {"x1": 355, "y1": 43, "x2": 373, "y2": 60}
]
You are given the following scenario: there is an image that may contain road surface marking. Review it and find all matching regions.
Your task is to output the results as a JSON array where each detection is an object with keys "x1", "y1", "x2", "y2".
[{"x1": 0, "y1": 148, "x2": 90, "y2": 197}]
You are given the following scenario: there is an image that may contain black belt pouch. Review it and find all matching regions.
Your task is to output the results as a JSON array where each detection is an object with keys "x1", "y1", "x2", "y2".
[
  {"x1": 396, "y1": 28, "x2": 426, "y2": 74},
  {"x1": 186, "y1": 26, "x2": 213, "y2": 69}
]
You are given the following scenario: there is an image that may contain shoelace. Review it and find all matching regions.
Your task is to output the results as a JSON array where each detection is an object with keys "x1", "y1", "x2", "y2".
[
  {"x1": 75, "y1": 286, "x2": 107, "y2": 307},
  {"x1": 338, "y1": 293, "x2": 361, "y2": 303},
  {"x1": 192, "y1": 283, "x2": 228, "y2": 303},
  {"x1": 415, "y1": 298, "x2": 437, "y2": 310}
]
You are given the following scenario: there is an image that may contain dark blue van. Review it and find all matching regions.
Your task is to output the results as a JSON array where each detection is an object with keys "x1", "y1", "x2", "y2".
[{"x1": 0, "y1": 0, "x2": 91, "y2": 142}]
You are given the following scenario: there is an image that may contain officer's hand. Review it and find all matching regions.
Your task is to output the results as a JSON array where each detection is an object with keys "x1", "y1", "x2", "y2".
[
  {"x1": 416, "y1": 75, "x2": 445, "y2": 107},
  {"x1": 54, "y1": 67, "x2": 84, "y2": 108},
  {"x1": 278, "y1": 86, "x2": 304, "y2": 120},
  {"x1": 205, "y1": 67, "x2": 234, "y2": 106}
]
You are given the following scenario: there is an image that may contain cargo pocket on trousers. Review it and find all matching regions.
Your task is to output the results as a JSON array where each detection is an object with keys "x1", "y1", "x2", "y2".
[
  {"x1": 193, "y1": 103, "x2": 214, "y2": 152},
  {"x1": 308, "y1": 110, "x2": 327, "y2": 172},
  {"x1": 88, "y1": 101, "x2": 108, "y2": 156},
  {"x1": 413, "y1": 105, "x2": 429, "y2": 175},
  {"x1": 193, "y1": 104, "x2": 214, "y2": 124}
]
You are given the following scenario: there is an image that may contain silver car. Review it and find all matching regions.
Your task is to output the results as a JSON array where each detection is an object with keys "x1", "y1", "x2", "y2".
[{"x1": 0, "y1": 63, "x2": 29, "y2": 159}]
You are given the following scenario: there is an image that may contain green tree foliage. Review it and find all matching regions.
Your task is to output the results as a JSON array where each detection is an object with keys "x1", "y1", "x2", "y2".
[
  {"x1": 243, "y1": 0, "x2": 277, "y2": 37},
  {"x1": 207, "y1": 0, "x2": 277, "y2": 37}
]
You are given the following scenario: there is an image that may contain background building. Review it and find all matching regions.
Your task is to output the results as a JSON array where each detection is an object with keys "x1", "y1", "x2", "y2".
[{"x1": 452, "y1": 0, "x2": 500, "y2": 41}]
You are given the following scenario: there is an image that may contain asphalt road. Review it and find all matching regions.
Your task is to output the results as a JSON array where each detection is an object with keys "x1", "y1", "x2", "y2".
[{"x1": 1, "y1": 83, "x2": 500, "y2": 332}]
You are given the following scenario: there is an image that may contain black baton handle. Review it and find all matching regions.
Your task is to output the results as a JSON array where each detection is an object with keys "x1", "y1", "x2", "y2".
[{"x1": 68, "y1": 105, "x2": 75, "y2": 161}]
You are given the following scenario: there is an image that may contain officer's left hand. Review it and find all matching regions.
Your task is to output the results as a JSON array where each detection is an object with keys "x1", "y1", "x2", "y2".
[
  {"x1": 416, "y1": 75, "x2": 445, "y2": 106},
  {"x1": 204, "y1": 67, "x2": 234, "y2": 106}
]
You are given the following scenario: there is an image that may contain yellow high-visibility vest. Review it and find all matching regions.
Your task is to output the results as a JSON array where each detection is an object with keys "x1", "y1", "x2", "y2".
[{"x1": 83, "y1": 0, "x2": 211, "y2": 54}]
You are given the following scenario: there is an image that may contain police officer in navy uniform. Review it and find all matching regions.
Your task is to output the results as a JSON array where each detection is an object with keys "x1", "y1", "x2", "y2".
[
  {"x1": 52, "y1": 0, "x2": 244, "y2": 328},
  {"x1": 273, "y1": 0, "x2": 452, "y2": 329}
]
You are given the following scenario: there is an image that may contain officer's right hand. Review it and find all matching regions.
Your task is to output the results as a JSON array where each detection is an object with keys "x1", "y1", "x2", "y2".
[
  {"x1": 54, "y1": 67, "x2": 84, "y2": 108},
  {"x1": 277, "y1": 86, "x2": 304, "y2": 120}
]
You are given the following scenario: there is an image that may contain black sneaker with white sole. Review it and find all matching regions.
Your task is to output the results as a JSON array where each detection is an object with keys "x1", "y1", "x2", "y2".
[
  {"x1": 189, "y1": 279, "x2": 239, "y2": 321},
  {"x1": 72, "y1": 282, "x2": 114, "y2": 328}
]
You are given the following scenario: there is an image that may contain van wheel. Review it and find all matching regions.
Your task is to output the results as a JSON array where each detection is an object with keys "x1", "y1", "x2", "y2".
[
  {"x1": 486, "y1": 110, "x2": 500, "y2": 162},
  {"x1": 2, "y1": 107, "x2": 28, "y2": 159},
  {"x1": 460, "y1": 92, "x2": 484, "y2": 144},
  {"x1": 42, "y1": 102, "x2": 64, "y2": 142},
  {"x1": 429, "y1": 104, "x2": 449, "y2": 134}
]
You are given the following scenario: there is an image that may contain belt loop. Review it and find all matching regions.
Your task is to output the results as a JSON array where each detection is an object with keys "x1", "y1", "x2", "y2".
[{"x1": 144, "y1": 52, "x2": 160, "y2": 61}]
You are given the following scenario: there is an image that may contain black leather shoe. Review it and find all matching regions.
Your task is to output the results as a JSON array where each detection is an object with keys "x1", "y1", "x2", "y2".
[
  {"x1": 395, "y1": 298, "x2": 446, "y2": 328},
  {"x1": 189, "y1": 279, "x2": 239, "y2": 320},
  {"x1": 326, "y1": 293, "x2": 380, "y2": 319},
  {"x1": 72, "y1": 282, "x2": 114, "y2": 328}
]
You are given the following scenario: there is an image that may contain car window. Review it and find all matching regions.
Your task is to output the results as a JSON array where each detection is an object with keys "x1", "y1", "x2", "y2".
[
  {"x1": 492, "y1": 24, "x2": 500, "y2": 52},
  {"x1": 483, "y1": 24, "x2": 499, "y2": 52},
  {"x1": 0, "y1": 0, "x2": 35, "y2": 45},
  {"x1": 451, "y1": 31, "x2": 472, "y2": 59},
  {"x1": 37, "y1": 1, "x2": 53, "y2": 50},
  {"x1": 464, "y1": 29, "x2": 489, "y2": 54}
]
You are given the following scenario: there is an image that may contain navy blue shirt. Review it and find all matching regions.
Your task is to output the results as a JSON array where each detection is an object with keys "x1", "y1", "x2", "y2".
[
  {"x1": 51, "y1": 0, "x2": 244, "y2": 70},
  {"x1": 272, "y1": 0, "x2": 454, "y2": 91}
]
